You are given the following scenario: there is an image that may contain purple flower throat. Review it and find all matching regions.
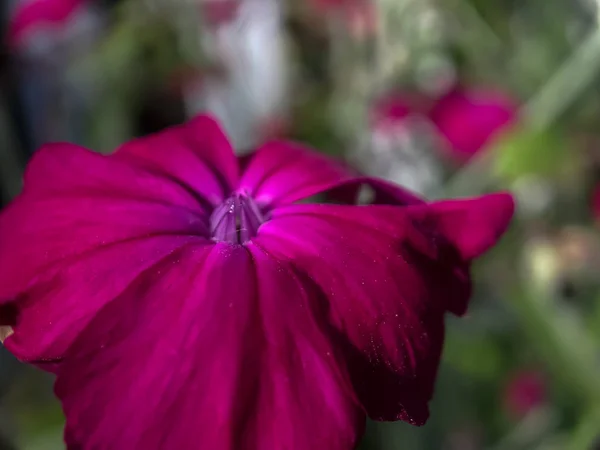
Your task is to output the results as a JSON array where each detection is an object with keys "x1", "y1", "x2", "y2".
[{"x1": 209, "y1": 191, "x2": 266, "y2": 244}]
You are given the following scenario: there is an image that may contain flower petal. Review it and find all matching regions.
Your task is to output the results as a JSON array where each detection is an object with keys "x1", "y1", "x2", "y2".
[
  {"x1": 0, "y1": 139, "x2": 214, "y2": 303},
  {"x1": 406, "y1": 192, "x2": 515, "y2": 261},
  {"x1": 3, "y1": 235, "x2": 201, "y2": 363},
  {"x1": 55, "y1": 243, "x2": 363, "y2": 449},
  {"x1": 22, "y1": 142, "x2": 206, "y2": 210},
  {"x1": 246, "y1": 246, "x2": 364, "y2": 448},
  {"x1": 239, "y1": 141, "x2": 357, "y2": 207},
  {"x1": 254, "y1": 202, "x2": 507, "y2": 423},
  {"x1": 0, "y1": 191, "x2": 207, "y2": 303},
  {"x1": 429, "y1": 87, "x2": 517, "y2": 161},
  {"x1": 238, "y1": 140, "x2": 424, "y2": 208},
  {"x1": 113, "y1": 114, "x2": 239, "y2": 206}
]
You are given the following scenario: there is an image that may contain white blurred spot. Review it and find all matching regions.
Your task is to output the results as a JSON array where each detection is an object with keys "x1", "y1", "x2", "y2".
[
  {"x1": 186, "y1": 0, "x2": 289, "y2": 153},
  {"x1": 512, "y1": 175, "x2": 554, "y2": 218}
]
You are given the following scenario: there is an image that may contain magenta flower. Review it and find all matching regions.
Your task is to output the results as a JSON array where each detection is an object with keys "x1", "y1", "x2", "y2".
[
  {"x1": 201, "y1": 0, "x2": 240, "y2": 27},
  {"x1": 0, "y1": 115, "x2": 514, "y2": 448},
  {"x1": 504, "y1": 370, "x2": 547, "y2": 418},
  {"x1": 369, "y1": 91, "x2": 431, "y2": 132},
  {"x1": 428, "y1": 86, "x2": 518, "y2": 162},
  {"x1": 7, "y1": 0, "x2": 87, "y2": 49},
  {"x1": 370, "y1": 94, "x2": 413, "y2": 128}
]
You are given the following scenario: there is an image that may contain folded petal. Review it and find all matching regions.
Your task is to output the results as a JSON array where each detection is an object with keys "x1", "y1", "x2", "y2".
[
  {"x1": 113, "y1": 115, "x2": 239, "y2": 206},
  {"x1": 238, "y1": 140, "x2": 424, "y2": 208},
  {"x1": 406, "y1": 192, "x2": 515, "y2": 261},
  {"x1": 327, "y1": 177, "x2": 425, "y2": 206},
  {"x1": 254, "y1": 203, "x2": 495, "y2": 423},
  {"x1": 239, "y1": 141, "x2": 358, "y2": 207},
  {"x1": 55, "y1": 243, "x2": 363, "y2": 449}
]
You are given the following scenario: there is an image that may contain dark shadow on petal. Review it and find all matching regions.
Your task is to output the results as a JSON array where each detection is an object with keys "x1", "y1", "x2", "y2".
[
  {"x1": 0, "y1": 303, "x2": 17, "y2": 326},
  {"x1": 344, "y1": 312, "x2": 445, "y2": 426},
  {"x1": 401, "y1": 237, "x2": 473, "y2": 317},
  {"x1": 324, "y1": 179, "x2": 425, "y2": 206}
]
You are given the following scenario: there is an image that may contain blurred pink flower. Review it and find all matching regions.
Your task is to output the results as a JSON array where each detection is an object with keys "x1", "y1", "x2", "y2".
[
  {"x1": 372, "y1": 95, "x2": 412, "y2": 125},
  {"x1": 202, "y1": 0, "x2": 240, "y2": 27},
  {"x1": 504, "y1": 370, "x2": 547, "y2": 418},
  {"x1": 428, "y1": 86, "x2": 518, "y2": 163},
  {"x1": 7, "y1": 0, "x2": 87, "y2": 48},
  {"x1": 0, "y1": 115, "x2": 514, "y2": 448},
  {"x1": 370, "y1": 91, "x2": 431, "y2": 130}
]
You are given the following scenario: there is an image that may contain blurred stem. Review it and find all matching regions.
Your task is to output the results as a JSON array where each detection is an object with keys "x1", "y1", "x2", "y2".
[
  {"x1": 521, "y1": 29, "x2": 600, "y2": 130},
  {"x1": 567, "y1": 404, "x2": 600, "y2": 450},
  {"x1": 171, "y1": 0, "x2": 203, "y2": 68},
  {"x1": 443, "y1": 0, "x2": 507, "y2": 53},
  {"x1": 490, "y1": 408, "x2": 558, "y2": 450},
  {"x1": 442, "y1": 27, "x2": 600, "y2": 197},
  {"x1": 508, "y1": 285, "x2": 600, "y2": 403}
]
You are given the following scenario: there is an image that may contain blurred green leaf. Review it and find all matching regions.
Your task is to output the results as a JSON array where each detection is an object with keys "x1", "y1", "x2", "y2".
[
  {"x1": 444, "y1": 332, "x2": 503, "y2": 380},
  {"x1": 493, "y1": 127, "x2": 574, "y2": 181},
  {"x1": 567, "y1": 405, "x2": 600, "y2": 450},
  {"x1": 507, "y1": 286, "x2": 600, "y2": 404}
]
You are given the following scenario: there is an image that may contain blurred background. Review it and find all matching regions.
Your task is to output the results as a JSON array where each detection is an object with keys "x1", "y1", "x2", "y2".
[{"x1": 1, "y1": 0, "x2": 600, "y2": 448}]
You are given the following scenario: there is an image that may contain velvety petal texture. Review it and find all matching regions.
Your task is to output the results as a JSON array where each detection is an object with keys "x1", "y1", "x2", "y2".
[
  {"x1": 113, "y1": 115, "x2": 239, "y2": 206},
  {"x1": 0, "y1": 113, "x2": 514, "y2": 449},
  {"x1": 56, "y1": 244, "x2": 363, "y2": 449}
]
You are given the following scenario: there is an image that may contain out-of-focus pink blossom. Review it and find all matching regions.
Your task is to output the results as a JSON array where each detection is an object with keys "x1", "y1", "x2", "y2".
[
  {"x1": 202, "y1": 0, "x2": 240, "y2": 27},
  {"x1": 370, "y1": 91, "x2": 431, "y2": 131},
  {"x1": 344, "y1": 2, "x2": 378, "y2": 38},
  {"x1": 504, "y1": 370, "x2": 547, "y2": 418},
  {"x1": 7, "y1": 0, "x2": 87, "y2": 49},
  {"x1": 428, "y1": 86, "x2": 518, "y2": 163}
]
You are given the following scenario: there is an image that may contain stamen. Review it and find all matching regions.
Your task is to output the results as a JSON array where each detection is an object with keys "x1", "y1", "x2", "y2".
[{"x1": 210, "y1": 193, "x2": 265, "y2": 244}]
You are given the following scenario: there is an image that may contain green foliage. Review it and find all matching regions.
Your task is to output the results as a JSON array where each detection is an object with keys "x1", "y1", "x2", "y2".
[{"x1": 494, "y1": 127, "x2": 576, "y2": 181}]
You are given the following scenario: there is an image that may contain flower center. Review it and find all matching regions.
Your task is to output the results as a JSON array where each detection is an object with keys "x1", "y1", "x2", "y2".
[{"x1": 209, "y1": 192, "x2": 265, "y2": 244}]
